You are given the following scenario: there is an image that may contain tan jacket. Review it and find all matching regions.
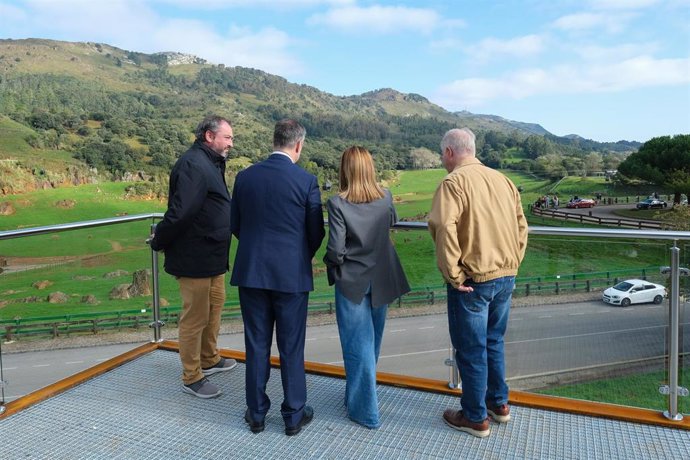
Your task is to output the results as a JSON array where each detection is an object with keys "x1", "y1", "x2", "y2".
[{"x1": 428, "y1": 157, "x2": 528, "y2": 288}]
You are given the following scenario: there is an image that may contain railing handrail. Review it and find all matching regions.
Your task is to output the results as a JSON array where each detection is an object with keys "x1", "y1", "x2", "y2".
[
  {"x1": 2, "y1": 213, "x2": 689, "y2": 241},
  {"x1": 393, "y1": 221, "x2": 690, "y2": 240},
  {"x1": 0, "y1": 213, "x2": 165, "y2": 241}
]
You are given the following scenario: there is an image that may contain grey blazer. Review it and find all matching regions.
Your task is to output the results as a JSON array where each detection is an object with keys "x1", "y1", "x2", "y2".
[{"x1": 324, "y1": 189, "x2": 410, "y2": 306}]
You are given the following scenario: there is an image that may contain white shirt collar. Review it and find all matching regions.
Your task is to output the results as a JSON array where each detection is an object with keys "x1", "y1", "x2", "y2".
[{"x1": 270, "y1": 151, "x2": 294, "y2": 163}]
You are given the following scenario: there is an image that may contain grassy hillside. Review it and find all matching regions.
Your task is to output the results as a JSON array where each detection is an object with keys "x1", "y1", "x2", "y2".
[{"x1": 0, "y1": 38, "x2": 641, "y2": 199}]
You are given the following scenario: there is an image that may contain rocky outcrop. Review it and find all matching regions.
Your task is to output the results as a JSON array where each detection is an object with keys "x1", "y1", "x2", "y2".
[
  {"x1": 103, "y1": 269, "x2": 129, "y2": 279},
  {"x1": 0, "y1": 201, "x2": 15, "y2": 215},
  {"x1": 47, "y1": 291, "x2": 69, "y2": 303},
  {"x1": 32, "y1": 280, "x2": 54, "y2": 290},
  {"x1": 109, "y1": 269, "x2": 152, "y2": 299}
]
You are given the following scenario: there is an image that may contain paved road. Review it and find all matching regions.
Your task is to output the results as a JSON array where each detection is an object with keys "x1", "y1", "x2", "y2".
[{"x1": 2, "y1": 300, "x2": 688, "y2": 401}]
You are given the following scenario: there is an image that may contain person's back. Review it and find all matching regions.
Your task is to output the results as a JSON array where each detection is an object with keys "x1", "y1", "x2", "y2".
[
  {"x1": 439, "y1": 161, "x2": 524, "y2": 283},
  {"x1": 231, "y1": 155, "x2": 322, "y2": 293},
  {"x1": 429, "y1": 127, "x2": 527, "y2": 439},
  {"x1": 230, "y1": 119, "x2": 324, "y2": 437},
  {"x1": 323, "y1": 146, "x2": 409, "y2": 429}
]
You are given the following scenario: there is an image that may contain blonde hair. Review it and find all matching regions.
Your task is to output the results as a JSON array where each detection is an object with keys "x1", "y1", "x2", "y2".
[{"x1": 338, "y1": 146, "x2": 385, "y2": 204}]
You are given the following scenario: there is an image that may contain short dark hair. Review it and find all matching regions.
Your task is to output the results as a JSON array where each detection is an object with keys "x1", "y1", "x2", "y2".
[
  {"x1": 195, "y1": 115, "x2": 232, "y2": 142},
  {"x1": 273, "y1": 119, "x2": 306, "y2": 149}
]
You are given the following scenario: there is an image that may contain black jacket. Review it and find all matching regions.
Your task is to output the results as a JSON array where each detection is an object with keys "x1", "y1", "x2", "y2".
[{"x1": 150, "y1": 141, "x2": 232, "y2": 278}]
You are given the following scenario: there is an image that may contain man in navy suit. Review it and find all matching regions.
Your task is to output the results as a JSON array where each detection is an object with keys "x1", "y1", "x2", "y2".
[{"x1": 230, "y1": 119, "x2": 325, "y2": 436}]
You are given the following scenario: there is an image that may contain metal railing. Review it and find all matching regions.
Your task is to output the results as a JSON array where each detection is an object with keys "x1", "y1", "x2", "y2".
[{"x1": 1, "y1": 214, "x2": 689, "y2": 420}]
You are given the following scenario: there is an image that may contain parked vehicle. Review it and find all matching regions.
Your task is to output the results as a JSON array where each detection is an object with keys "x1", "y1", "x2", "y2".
[
  {"x1": 636, "y1": 198, "x2": 667, "y2": 209},
  {"x1": 602, "y1": 279, "x2": 667, "y2": 307},
  {"x1": 566, "y1": 198, "x2": 596, "y2": 209}
]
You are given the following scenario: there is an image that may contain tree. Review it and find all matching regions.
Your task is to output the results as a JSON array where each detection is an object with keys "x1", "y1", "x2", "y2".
[
  {"x1": 618, "y1": 135, "x2": 690, "y2": 203},
  {"x1": 409, "y1": 147, "x2": 441, "y2": 169},
  {"x1": 583, "y1": 152, "x2": 603, "y2": 176}
]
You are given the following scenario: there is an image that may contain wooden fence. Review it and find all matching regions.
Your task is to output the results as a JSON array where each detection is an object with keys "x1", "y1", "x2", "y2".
[{"x1": 531, "y1": 206, "x2": 663, "y2": 229}]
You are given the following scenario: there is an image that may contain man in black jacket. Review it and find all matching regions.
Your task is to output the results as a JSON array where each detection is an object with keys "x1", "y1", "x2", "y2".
[{"x1": 150, "y1": 115, "x2": 237, "y2": 398}]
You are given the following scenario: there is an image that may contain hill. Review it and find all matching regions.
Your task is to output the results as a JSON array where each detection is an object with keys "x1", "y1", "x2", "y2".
[{"x1": 0, "y1": 38, "x2": 640, "y2": 193}]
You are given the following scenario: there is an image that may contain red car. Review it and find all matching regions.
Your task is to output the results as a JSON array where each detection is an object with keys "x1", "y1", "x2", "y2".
[{"x1": 566, "y1": 198, "x2": 596, "y2": 208}]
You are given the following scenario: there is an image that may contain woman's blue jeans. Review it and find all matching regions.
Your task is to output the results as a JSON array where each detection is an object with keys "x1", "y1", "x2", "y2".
[
  {"x1": 446, "y1": 276, "x2": 514, "y2": 423},
  {"x1": 335, "y1": 284, "x2": 388, "y2": 429}
]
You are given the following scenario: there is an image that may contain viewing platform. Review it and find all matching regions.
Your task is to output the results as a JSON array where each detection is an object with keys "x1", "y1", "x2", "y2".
[{"x1": 2, "y1": 342, "x2": 689, "y2": 459}]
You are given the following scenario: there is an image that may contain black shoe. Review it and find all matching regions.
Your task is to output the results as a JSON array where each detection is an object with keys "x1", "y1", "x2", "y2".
[
  {"x1": 244, "y1": 409, "x2": 265, "y2": 434},
  {"x1": 285, "y1": 406, "x2": 313, "y2": 436}
]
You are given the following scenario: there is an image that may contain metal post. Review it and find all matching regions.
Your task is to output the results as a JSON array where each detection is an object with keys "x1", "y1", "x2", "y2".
[
  {"x1": 445, "y1": 345, "x2": 461, "y2": 390},
  {"x1": 663, "y1": 243, "x2": 683, "y2": 421},
  {"x1": 148, "y1": 223, "x2": 164, "y2": 343},
  {"x1": 0, "y1": 337, "x2": 6, "y2": 415}
]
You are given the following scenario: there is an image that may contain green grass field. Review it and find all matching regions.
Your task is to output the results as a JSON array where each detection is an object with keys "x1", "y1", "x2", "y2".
[
  {"x1": 538, "y1": 368, "x2": 690, "y2": 414},
  {"x1": 1, "y1": 169, "x2": 676, "y2": 320}
]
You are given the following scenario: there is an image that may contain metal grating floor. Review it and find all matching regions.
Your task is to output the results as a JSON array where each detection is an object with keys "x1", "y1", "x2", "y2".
[{"x1": 2, "y1": 349, "x2": 689, "y2": 459}]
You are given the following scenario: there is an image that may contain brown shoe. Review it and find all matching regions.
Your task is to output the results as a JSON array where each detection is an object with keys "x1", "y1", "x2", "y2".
[
  {"x1": 487, "y1": 404, "x2": 511, "y2": 423},
  {"x1": 442, "y1": 409, "x2": 490, "y2": 438}
]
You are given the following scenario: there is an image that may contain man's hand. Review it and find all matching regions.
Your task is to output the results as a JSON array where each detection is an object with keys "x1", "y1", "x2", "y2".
[{"x1": 456, "y1": 284, "x2": 474, "y2": 293}]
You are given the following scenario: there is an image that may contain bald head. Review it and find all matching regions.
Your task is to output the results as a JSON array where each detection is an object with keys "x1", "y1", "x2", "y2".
[{"x1": 440, "y1": 128, "x2": 476, "y2": 172}]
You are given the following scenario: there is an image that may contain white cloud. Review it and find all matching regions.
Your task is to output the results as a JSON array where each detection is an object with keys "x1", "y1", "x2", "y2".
[
  {"x1": 429, "y1": 38, "x2": 463, "y2": 52},
  {"x1": 4, "y1": 0, "x2": 303, "y2": 76},
  {"x1": 433, "y1": 56, "x2": 690, "y2": 109},
  {"x1": 575, "y1": 42, "x2": 661, "y2": 61},
  {"x1": 0, "y1": 2, "x2": 27, "y2": 22},
  {"x1": 588, "y1": 0, "x2": 660, "y2": 10},
  {"x1": 552, "y1": 12, "x2": 634, "y2": 33},
  {"x1": 151, "y1": 0, "x2": 354, "y2": 8},
  {"x1": 472, "y1": 35, "x2": 546, "y2": 60},
  {"x1": 307, "y1": 5, "x2": 442, "y2": 34}
]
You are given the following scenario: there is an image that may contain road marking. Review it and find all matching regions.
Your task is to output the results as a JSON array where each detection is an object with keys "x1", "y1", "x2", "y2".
[
  {"x1": 538, "y1": 315, "x2": 552, "y2": 318},
  {"x1": 511, "y1": 318, "x2": 523, "y2": 321},
  {"x1": 66, "y1": 361, "x2": 84, "y2": 364},
  {"x1": 3, "y1": 366, "x2": 18, "y2": 370},
  {"x1": 95, "y1": 359, "x2": 108, "y2": 362},
  {"x1": 418, "y1": 326, "x2": 435, "y2": 330},
  {"x1": 305, "y1": 338, "x2": 317, "y2": 342},
  {"x1": 32, "y1": 364, "x2": 50, "y2": 368},
  {"x1": 328, "y1": 347, "x2": 448, "y2": 365},
  {"x1": 507, "y1": 324, "x2": 672, "y2": 345},
  {"x1": 568, "y1": 313, "x2": 586, "y2": 316},
  {"x1": 389, "y1": 329, "x2": 406, "y2": 333}
]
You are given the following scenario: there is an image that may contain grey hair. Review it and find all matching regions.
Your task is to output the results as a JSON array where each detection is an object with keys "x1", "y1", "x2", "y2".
[
  {"x1": 441, "y1": 128, "x2": 476, "y2": 156},
  {"x1": 273, "y1": 119, "x2": 306, "y2": 149},
  {"x1": 195, "y1": 115, "x2": 232, "y2": 142}
]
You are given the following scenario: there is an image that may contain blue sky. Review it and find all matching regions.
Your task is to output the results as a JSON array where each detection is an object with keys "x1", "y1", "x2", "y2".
[{"x1": 1, "y1": 0, "x2": 688, "y2": 142}]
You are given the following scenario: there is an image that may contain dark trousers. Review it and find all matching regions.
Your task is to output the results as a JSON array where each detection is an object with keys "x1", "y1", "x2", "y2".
[{"x1": 239, "y1": 287, "x2": 309, "y2": 427}]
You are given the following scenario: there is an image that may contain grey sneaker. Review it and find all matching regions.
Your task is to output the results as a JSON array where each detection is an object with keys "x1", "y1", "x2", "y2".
[
  {"x1": 202, "y1": 357, "x2": 238, "y2": 376},
  {"x1": 182, "y1": 377, "x2": 221, "y2": 399}
]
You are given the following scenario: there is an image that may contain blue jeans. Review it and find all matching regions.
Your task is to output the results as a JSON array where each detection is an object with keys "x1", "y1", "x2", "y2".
[
  {"x1": 446, "y1": 276, "x2": 514, "y2": 423},
  {"x1": 335, "y1": 284, "x2": 388, "y2": 429}
]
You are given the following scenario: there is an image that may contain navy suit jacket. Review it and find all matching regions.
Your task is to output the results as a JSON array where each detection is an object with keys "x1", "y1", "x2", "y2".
[{"x1": 230, "y1": 153, "x2": 325, "y2": 293}]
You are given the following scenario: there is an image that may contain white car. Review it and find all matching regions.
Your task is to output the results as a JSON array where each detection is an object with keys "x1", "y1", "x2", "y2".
[{"x1": 602, "y1": 279, "x2": 667, "y2": 307}]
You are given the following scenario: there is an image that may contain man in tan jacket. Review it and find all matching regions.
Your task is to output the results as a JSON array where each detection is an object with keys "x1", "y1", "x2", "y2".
[{"x1": 429, "y1": 128, "x2": 528, "y2": 438}]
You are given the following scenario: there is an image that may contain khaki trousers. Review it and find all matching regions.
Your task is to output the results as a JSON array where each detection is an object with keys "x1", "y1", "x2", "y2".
[{"x1": 177, "y1": 274, "x2": 225, "y2": 385}]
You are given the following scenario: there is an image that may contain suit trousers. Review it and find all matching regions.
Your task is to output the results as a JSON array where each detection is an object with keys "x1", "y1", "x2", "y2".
[
  {"x1": 239, "y1": 287, "x2": 309, "y2": 427},
  {"x1": 177, "y1": 275, "x2": 225, "y2": 385}
]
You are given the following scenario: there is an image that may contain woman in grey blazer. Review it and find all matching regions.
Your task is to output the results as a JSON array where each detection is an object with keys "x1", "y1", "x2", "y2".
[{"x1": 324, "y1": 146, "x2": 410, "y2": 429}]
